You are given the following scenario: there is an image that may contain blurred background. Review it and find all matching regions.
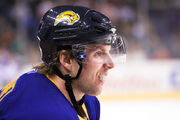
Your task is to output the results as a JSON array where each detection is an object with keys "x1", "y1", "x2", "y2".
[{"x1": 0, "y1": 0, "x2": 180, "y2": 119}]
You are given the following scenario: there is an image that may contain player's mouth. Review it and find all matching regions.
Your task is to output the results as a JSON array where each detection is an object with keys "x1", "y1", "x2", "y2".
[{"x1": 98, "y1": 75, "x2": 106, "y2": 84}]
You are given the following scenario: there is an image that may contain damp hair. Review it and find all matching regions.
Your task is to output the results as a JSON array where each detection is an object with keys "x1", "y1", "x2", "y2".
[{"x1": 33, "y1": 46, "x2": 74, "y2": 76}]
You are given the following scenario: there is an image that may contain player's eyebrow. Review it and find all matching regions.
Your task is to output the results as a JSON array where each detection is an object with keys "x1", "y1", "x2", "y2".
[{"x1": 86, "y1": 45, "x2": 106, "y2": 52}]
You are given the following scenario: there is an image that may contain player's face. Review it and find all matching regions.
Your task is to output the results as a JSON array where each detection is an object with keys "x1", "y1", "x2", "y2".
[{"x1": 73, "y1": 44, "x2": 114, "y2": 96}]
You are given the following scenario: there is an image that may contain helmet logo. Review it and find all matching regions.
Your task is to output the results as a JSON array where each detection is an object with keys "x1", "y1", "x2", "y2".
[
  {"x1": 54, "y1": 11, "x2": 80, "y2": 26},
  {"x1": 77, "y1": 54, "x2": 87, "y2": 59}
]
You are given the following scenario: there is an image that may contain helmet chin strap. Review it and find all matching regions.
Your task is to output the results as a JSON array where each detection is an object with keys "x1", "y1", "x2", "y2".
[{"x1": 52, "y1": 62, "x2": 86, "y2": 118}]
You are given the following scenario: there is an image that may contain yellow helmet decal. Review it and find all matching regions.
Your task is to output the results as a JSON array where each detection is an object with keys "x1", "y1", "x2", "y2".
[{"x1": 54, "y1": 11, "x2": 80, "y2": 26}]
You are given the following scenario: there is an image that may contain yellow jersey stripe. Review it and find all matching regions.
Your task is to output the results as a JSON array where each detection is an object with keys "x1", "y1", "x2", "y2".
[
  {"x1": 46, "y1": 74, "x2": 58, "y2": 87},
  {"x1": 78, "y1": 104, "x2": 89, "y2": 120},
  {"x1": 0, "y1": 79, "x2": 18, "y2": 102}
]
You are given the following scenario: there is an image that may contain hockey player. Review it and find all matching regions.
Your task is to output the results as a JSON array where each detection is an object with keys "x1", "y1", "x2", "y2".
[{"x1": 0, "y1": 5, "x2": 126, "y2": 120}]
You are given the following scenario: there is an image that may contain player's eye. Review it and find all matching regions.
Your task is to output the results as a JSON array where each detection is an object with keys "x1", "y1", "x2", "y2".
[{"x1": 94, "y1": 51, "x2": 105, "y2": 57}]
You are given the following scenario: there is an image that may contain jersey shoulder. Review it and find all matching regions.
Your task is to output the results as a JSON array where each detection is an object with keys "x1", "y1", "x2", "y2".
[
  {"x1": 0, "y1": 79, "x2": 17, "y2": 103},
  {"x1": 0, "y1": 70, "x2": 42, "y2": 106}
]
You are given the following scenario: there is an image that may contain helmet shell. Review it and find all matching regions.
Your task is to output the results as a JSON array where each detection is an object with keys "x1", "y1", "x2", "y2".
[{"x1": 37, "y1": 5, "x2": 115, "y2": 65}]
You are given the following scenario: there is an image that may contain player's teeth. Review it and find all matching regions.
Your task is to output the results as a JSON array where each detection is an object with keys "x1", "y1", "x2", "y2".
[{"x1": 99, "y1": 76, "x2": 104, "y2": 80}]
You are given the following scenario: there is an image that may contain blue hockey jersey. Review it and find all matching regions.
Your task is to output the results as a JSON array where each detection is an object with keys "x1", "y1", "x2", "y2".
[{"x1": 0, "y1": 70, "x2": 100, "y2": 120}]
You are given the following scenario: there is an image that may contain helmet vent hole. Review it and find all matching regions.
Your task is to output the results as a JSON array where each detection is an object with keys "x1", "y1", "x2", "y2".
[
  {"x1": 91, "y1": 16, "x2": 102, "y2": 23},
  {"x1": 94, "y1": 26, "x2": 105, "y2": 34}
]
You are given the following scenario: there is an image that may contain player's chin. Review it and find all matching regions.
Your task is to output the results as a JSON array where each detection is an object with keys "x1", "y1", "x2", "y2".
[
  {"x1": 89, "y1": 86, "x2": 103, "y2": 96},
  {"x1": 95, "y1": 89, "x2": 103, "y2": 96}
]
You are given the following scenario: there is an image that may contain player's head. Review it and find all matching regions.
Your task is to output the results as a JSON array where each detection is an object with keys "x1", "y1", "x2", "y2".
[
  {"x1": 37, "y1": 5, "x2": 126, "y2": 67},
  {"x1": 37, "y1": 5, "x2": 126, "y2": 117}
]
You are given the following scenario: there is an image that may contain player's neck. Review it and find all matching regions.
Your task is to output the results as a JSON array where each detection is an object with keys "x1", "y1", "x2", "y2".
[{"x1": 50, "y1": 75, "x2": 84, "y2": 104}]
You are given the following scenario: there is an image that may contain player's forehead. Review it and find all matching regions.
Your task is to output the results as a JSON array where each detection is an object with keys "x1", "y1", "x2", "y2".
[{"x1": 85, "y1": 44, "x2": 111, "y2": 52}]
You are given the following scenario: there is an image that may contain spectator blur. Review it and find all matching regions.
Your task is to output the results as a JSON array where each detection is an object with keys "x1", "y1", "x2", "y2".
[{"x1": 0, "y1": 0, "x2": 180, "y2": 87}]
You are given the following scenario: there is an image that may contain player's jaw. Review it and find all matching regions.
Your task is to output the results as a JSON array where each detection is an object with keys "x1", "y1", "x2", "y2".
[{"x1": 83, "y1": 70, "x2": 108, "y2": 96}]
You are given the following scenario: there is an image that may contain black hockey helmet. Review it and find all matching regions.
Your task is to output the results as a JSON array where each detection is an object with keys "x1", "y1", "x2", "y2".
[{"x1": 37, "y1": 5, "x2": 126, "y2": 65}]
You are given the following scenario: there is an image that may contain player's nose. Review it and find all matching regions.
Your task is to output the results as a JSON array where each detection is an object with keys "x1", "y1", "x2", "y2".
[{"x1": 103, "y1": 55, "x2": 114, "y2": 69}]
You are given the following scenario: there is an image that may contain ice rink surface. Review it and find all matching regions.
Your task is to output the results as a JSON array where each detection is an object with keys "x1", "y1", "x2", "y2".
[{"x1": 100, "y1": 99, "x2": 180, "y2": 120}]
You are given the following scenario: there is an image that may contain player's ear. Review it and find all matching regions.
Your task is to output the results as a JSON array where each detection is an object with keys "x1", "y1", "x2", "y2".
[{"x1": 59, "y1": 50, "x2": 72, "y2": 72}]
